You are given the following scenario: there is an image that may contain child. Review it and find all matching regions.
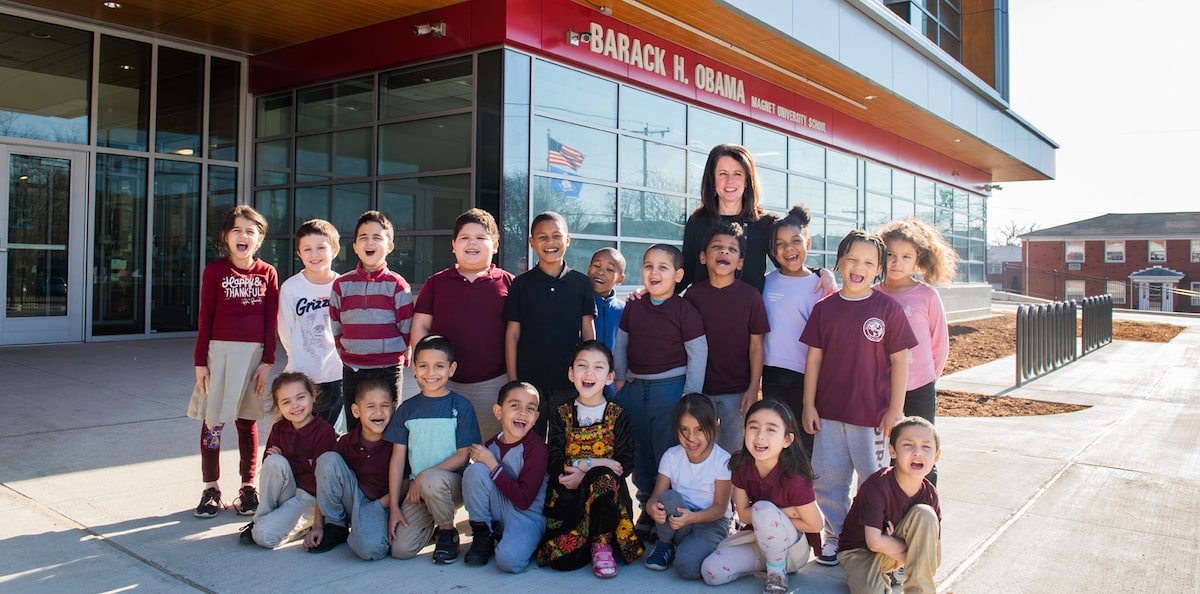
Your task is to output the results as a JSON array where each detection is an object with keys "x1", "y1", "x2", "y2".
[
  {"x1": 643, "y1": 394, "x2": 732, "y2": 579},
  {"x1": 588, "y1": 247, "x2": 626, "y2": 352},
  {"x1": 536, "y1": 341, "x2": 643, "y2": 577},
  {"x1": 385, "y1": 335, "x2": 482, "y2": 564},
  {"x1": 187, "y1": 205, "x2": 278, "y2": 519},
  {"x1": 761, "y1": 205, "x2": 823, "y2": 461},
  {"x1": 504, "y1": 211, "x2": 596, "y2": 437},
  {"x1": 837, "y1": 417, "x2": 942, "y2": 594},
  {"x1": 308, "y1": 377, "x2": 396, "y2": 559},
  {"x1": 412, "y1": 208, "x2": 513, "y2": 440},
  {"x1": 239, "y1": 372, "x2": 338, "y2": 548},
  {"x1": 278, "y1": 219, "x2": 342, "y2": 427},
  {"x1": 700, "y1": 400, "x2": 823, "y2": 594},
  {"x1": 331, "y1": 210, "x2": 412, "y2": 433},
  {"x1": 800, "y1": 230, "x2": 918, "y2": 566},
  {"x1": 877, "y1": 218, "x2": 956, "y2": 486},
  {"x1": 462, "y1": 381, "x2": 548, "y2": 573},
  {"x1": 613, "y1": 243, "x2": 708, "y2": 536},
  {"x1": 683, "y1": 221, "x2": 770, "y2": 457}
]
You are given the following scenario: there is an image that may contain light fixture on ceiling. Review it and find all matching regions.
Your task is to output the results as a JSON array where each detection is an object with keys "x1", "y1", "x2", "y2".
[
  {"x1": 864, "y1": 95, "x2": 877, "y2": 100},
  {"x1": 119, "y1": 64, "x2": 134, "y2": 70},
  {"x1": 103, "y1": 1, "x2": 122, "y2": 9},
  {"x1": 566, "y1": 29, "x2": 593, "y2": 46},
  {"x1": 175, "y1": 148, "x2": 195, "y2": 156},
  {"x1": 952, "y1": 138, "x2": 961, "y2": 143},
  {"x1": 581, "y1": 0, "x2": 613, "y2": 15},
  {"x1": 412, "y1": 22, "x2": 446, "y2": 38},
  {"x1": 30, "y1": 32, "x2": 52, "y2": 40},
  {"x1": 979, "y1": 183, "x2": 1003, "y2": 192}
]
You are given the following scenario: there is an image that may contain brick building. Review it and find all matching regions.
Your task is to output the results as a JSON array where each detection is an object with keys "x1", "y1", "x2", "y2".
[{"x1": 1019, "y1": 213, "x2": 1200, "y2": 312}]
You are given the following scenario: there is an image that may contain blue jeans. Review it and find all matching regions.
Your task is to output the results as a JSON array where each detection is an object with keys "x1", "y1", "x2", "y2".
[
  {"x1": 314, "y1": 451, "x2": 389, "y2": 560},
  {"x1": 653, "y1": 489, "x2": 731, "y2": 579},
  {"x1": 615, "y1": 375, "x2": 686, "y2": 504},
  {"x1": 463, "y1": 461, "x2": 545, "y2": 573}
]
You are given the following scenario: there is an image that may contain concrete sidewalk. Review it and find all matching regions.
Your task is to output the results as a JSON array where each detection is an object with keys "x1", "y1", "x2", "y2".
[{"x1": 2, "y1": 311, "x2": 1198, "y2": 593}]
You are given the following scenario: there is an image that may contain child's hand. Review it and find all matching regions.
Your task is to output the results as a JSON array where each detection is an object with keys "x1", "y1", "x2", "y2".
[
  {"x1": 252, "y1": 363, "x2": 271, "y2": 395},
  {"x1": 468, "y1": 444, "x2": 498, "y2": 469},
  {"x1": 647, "y1": 501, "x2": 668, "y2": 525},
  {"x1": 265, "y1": 446, "x2": 282, "y2": 457},
  {"x1": 625, "y1": 287, "x2": 648, "y2": 302},
  {"x1": 304, "y1": 523, "x2": 324, "y2": 549},
  {"x1": 668, "y1": 507, "x2": 693, "y2": 530},
  {"x1": 878, "y1": 408, "x2": 904, "y2": 440},
  {"x1": 405, "y1": 473, "x2": 423, "y2": 505},
  {"x1": 739, "y1": 389, "x2": 759, "y2": 417},
  {"x1": 388, "y1": 506, "x2": 407, "y2": 541},
  {"x1": 194, "y1": 366, "x2": 210, "y2": 394},
  {"x1": 558, "y1": 464, "x2": 584, "y2": 490},
  {"x1": 815, "y1": 268, "x2": 838, "y2": 297},
  {"x1": 802, "y1": 404, "x2": 821, "y2": 435},
  {"x1": 613, "y1": 379, "x2": 625, "y2": 393}
]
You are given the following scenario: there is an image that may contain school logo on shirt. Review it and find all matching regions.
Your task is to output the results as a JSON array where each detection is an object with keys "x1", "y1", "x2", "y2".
[{"x1": 863, "y1": 317, "x2": 885, "y2": 342}]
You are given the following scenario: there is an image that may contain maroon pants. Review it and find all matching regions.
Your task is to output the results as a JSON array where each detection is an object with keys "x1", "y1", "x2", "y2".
[{"x1": 200, "y1": 419, "x2": 258, "y2": 484}]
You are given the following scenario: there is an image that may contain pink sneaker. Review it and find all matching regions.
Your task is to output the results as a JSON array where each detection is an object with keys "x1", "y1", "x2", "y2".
[{"x1": 591, "y1": 543, "x2": 617, "y2": 578}]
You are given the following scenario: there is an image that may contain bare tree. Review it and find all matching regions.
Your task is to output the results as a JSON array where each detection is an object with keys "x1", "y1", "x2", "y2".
[{"x1": 991, "y1": 219, "x2": 1038, "y2": 246}]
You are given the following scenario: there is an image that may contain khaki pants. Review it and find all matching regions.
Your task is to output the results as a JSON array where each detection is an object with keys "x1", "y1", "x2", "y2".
[
  {"x1": 389, "y1": 468, "x2": 463, "y2": 560},
  {"x1": 837, "y1": 504, "x2": 939, "y2": 594}
]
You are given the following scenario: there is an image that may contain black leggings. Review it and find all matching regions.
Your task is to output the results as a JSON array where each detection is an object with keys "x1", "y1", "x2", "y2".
[{"x1": 892, "y1": 380, "x2": 937, "y2": 485}]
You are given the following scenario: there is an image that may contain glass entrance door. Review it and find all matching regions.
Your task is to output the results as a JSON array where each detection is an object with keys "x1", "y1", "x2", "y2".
[{"x1": 0, "y1": 147, "x2": 87, "y2": 344}]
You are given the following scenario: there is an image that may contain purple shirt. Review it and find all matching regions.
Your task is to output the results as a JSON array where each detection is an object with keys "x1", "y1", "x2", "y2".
[
  {"x1": 684, "y1": 279, "x2": 771, "y2": 394},
  {"x1": 618, "y1": 295, "x2": 706, "y2": 375}
]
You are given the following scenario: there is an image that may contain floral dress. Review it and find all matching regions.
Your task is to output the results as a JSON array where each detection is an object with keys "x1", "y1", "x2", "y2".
[{"x1": 536, "y1": 400, "x2": 643, "y2": 570}]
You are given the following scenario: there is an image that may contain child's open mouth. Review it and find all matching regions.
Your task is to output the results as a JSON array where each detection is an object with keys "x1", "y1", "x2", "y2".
[
  {"x1": 581, "y1": 380, "x2": 596, "y2": 390},
  {"x1": 752, "y1": 443, "x2": 769, "y2": 454},
  {"x1": 849, "y1": 273, "x2": 865, "y2": 284},
  {"x1": 910, "y1": 460, "x2": 925, "y2": 471},
  {"x1": 716, "y1": 257, "x2": 732, "y2": 267},
  {"x1": 366, "y1": 414, "x2": 386, "y2": 427},
  {"x1": 512, "y1": 419, "x2": 527, "y2": 430}
]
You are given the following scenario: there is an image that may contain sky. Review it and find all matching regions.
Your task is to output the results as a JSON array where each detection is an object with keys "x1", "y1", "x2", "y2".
[{"x1": 989, "y1": 0, "x2": 1200, "y2": 237}]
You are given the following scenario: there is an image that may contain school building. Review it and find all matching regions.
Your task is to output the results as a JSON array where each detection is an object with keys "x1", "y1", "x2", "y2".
[
  {"x1": 0, "y1": 0, "x2": 1055, "y2": 345},
  {"x1": 1019, "y1": 213, "x2": 1200, "y2": 313}
]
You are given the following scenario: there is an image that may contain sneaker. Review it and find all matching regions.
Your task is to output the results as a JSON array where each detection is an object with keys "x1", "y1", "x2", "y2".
[
  {"x1": 238, "y1": 521, "x2": 255, "y2": 545},
  {"x1": 464, "y1": 521, "x2": 495, "y2": 566},
  {"x1": 232, "y1": 485, "x2": 258, "y2": 516},
  {"x1": 764, "y1": 572, "x2": 788, "y2": 594},
  {"x1": 889, "y1": 567, "x2": 905, "y2": 586},
  {"x1": 308, "y1": 523, "x2": 348, "y2": 553},
  {"x1": 432, "y1": 528, "x2": 460, "y2": 564},
  {"x1": 193, "y1": 487, "x2": 222, "y2": 518},
  {"x1": 644, "y1": 542, "x2": 675, "y2": 571},
  {"x1": 591, "y1": 542, "x2": 618, "y2": 578},
  {"x1": 815, "y1": 542, "x2": 839, "y2": 566}
]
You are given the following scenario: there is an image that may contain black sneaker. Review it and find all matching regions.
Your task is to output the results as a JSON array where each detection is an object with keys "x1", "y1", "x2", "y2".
[
  {"x1": 194, "y1": 487, "x2": 222, "y2": 518},
  {"x1": 238, "y1": 521, "x2": 255, "y2": 545},
  {"x1": 644, "y1": 542, "x2": 675, "y2": 571},
  {"x1": 432, "y1": 528, "x2": 460, "y2": 564},
  {"x1": 309, "y1": 522, "x2": 348, "y2": 553},
  {"x1": 463, "y1": 521, "x2": 495, "y2": 566},
  {"x1": 232, "y1": 485, "x2": 259, "y2": 516}
]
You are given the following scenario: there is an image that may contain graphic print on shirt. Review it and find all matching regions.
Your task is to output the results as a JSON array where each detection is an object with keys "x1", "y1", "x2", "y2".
[
  {"x1": 222, "y1": 275, "x2": 267, "y2": 306},
  {"x1": 862, "y1": 317, "x2": 885, "y2": 343},
  {"x1": 295, "y1": 294, "x2": 332, "y2": 355}
]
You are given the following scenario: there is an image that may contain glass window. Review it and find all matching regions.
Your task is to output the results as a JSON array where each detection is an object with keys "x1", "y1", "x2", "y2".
[
  {"x1": 866, "y1": 162, "x2": 891, "y2": 194},
  {"x1": 533, "y1": 116, "x2": 616, "y2": 182},
  {"x1": 618, "y1": 241, "x2": 654, "y2": 279},
  {"x1": 687, "y1": 107, "x2": 741, "y2": 153},
  {"x1": 892, "y1": 171, "x2": 915, "y2": 199},
  {"x1": 826, "y1": 185, "x2": 858, "y2": 221},
  {"x1": 619, "y1": 86, "x2": 685, "y2": 145},
  {"x1": 378, "y1": 114, "x2": 472, "y2": 175},
  {"x1": 789, "y1": 176, "x2": 823, "y2": 212},
  {"x1": 687, "y1": 151, "x2": 707, "y2": 195},
  {"x1": 827, "y1": 151, "x2": 857, "y2": 186},
  {"x1": 257, "y1": 92, "x2": 293, "y2": 137},
  {"x1": 1105, "y1": 241, "x2": 1125, "y2": 263},
  {"x1": 377, "y1": 176, "x2": 470, "y2": 232},
  {"x1": 743, "y1": 125, "x2": 786, "y2": 169},
  {"x1": 155, "y1": 47, "x2": 204, "y2": 156},
  {"x1": 206, "y1": 165, "x2": 237, "y2": 262},
  {"x1": 501, "y1": 51, "x2": 531, "y2": 272},
  {"x1": 1192, "y1": 282, "x2": 1200, "y2": 306},
  {"x1": 296, "y1": 129, "x2": 371, "y2": 182},
  {"x1": 1148, "y1": 240, "x2": 1166, "y2": 262},
  {"x1": 866, "y1": 192, "x2": 891, "y2": 230},
  {"x1": 93, "y1": 154, "x2": 147, "y2": 335},
  {"x1": 935, "y1": 207, "x2": 954, "y2": 237},
  {"x1": 757, "y1": 168, "x2": 787, "y2": 212},
  {"x1": 1108, "y1": 280, "x2": 1126, "y2": 304},
  {"x1": 808, "y1": 217, "x2": 826, "y2": 251},
  {"x1": 936, "y1": 185, "x2": 956, "y2": 208},
  {"x1": 620, "y1": 190, "x2": 685, "y2": 240},
  {"x1": 788, "y1": 138, "x2": 824, "y2": 178},
  {"x1": 968, "y1": 239, "x2": 984, "y2": 262},
  {"x1": 533, "y1": 60, "x2": 616, "y2": 128},
  {"x1": 893, "y1": 197, "x2": 915, "y2": 219},
  {"x1": 1065, "y1": 279, "x2": 1086, "y2": 301},
  {"x1": 255, "y1": 139, "x2": 291, "y2": 185},
  {"x1": 1191, "y1": 240, "x2": 1200, "y2": 263},
  {"x1": 915, "y1": 202, "x2": 935, "y2": 226},
  {"x1": 297, "y1": 76, "x2": 373, "y2": 132},
  {"x1": 915, "y1": 178, "x2": 936, "y2": 204},
  {"x1": 296, "y1": 183, "x2": 371, "y2": 230},
  {"x1": 532, "y1": 177, "x2": 616, "y2": 237},
  {"x1": 619, "y1": 136, "x2": 686, "y2": 192},
  {"x1": 1065, "y1": 241, "x2": 1085, "y2": 263},
  {"x1": 255, "y1": 188, "x2": 290, "y2": 242},
  {"x1": 380, "y1": 57, "x2": 472, "y2": 119},
  {"x1": 826, "y1": 219, "x2": 857, "y2": 256},
  {"x1": 151, "y1": 159, "x2": 200, "y2": 332},
  {"x1": 389, "y1": 235, "x2": 456, "y2": 288},
  {"x1": 98, "y1": 36, "x2": 150, "y2": 151},
  {"x1": 562, "y1": 238, "x2": 614, "y2": 276},
  {"x1": 209, "y1": 58, "x2": 241, "y2": 161},
  {"x1": 0, "y1": 14, "x2": 91, "y2": 145}
]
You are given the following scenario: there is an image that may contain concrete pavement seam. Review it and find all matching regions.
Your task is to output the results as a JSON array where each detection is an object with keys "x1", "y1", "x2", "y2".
[{"x1": 0, "y1": 483, "x2": 215, "y2": 593}]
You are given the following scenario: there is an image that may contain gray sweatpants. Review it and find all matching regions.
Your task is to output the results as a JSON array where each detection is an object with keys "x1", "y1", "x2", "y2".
[
  {"x1": 811, "y1": 419, "x2": 887, "y2": 552},
  {"x1": 462, "y1": 461, "x2": 545, "y2": 573},
  {"x1": 251, "y1": 454, "x2": 315, "y2": 548},
  {"x1": 653, "y1": 489, "x2": 732, "y2": 579},
  {"x1": 314, "y1": 451, "x2": 390, "y2": 560}
]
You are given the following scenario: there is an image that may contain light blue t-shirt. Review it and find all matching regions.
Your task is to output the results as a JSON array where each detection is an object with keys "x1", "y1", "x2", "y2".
[
  {"x1": 382, "y1": 392, "x2": 481, "y2": 477},
  {"x1": 762, "y1": 271, "x2": 822, "y2": 373}
]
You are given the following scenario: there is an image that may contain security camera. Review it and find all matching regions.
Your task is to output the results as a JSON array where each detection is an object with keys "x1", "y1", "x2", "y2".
[{"x1": 579, "y1": 32, "x2": 592, "y2": 43}]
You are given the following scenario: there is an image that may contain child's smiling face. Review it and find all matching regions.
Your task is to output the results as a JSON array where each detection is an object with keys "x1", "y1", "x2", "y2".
[
  {"x1": 275, "y1": 380, "x2": 315, "y2": 429},
  {"x1": 568, "y1": 348, "x2": 613, "y2": 403},
  {"x1": 743, "y1": 408, "x2": 793, "y2": 463},
  {"x1": 530, "y1": 219, "x2": 570, "y2": 268},
  {"x1": 452, "y1": 222, "x2": 497, "y2": 273},
  {"x1": 494, "y1": 386, "x2": 540, "y2": 442},
  {"x1": 641, "y1": 248, "x2": 682, "y2": 299},
  {"x1": 588, "y1": 252, "x2": 625, "y2": 296},
  {"x1": 885, "y1": 239, "x2": 919, "y2": 283},
  {"x1": 352, "y1": 387, "x2": 393, "y2": 441},
  {"x1": 699, "y1": 233, "x2": 744, "y2": 280},
  {"x1": 837, "y1": 239, "x2": 883, "y2": 297},
  {"x1": 677, "y1": 412, "x2": 713, "y2": 464},
  {"x1": 225, "y1": 216, "x2": 263, "y2": 265},
  {"x1": 414, "y1": 348, "x2": 456, "y2": 396},
  {"x1": 353, "y1": 221, "x2": 394, "y2": 271},
  {"x1": 773, "y1": 224, "x2": 811, "y2": 276},
  {"x1": 297, "y1": 233, "x2": 337, "y2": 274}
]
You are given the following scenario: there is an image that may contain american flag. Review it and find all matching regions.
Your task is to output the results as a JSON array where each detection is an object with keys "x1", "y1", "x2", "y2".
[{"x1": 548, "y1": 137, "x2": 585, "y2": 171}]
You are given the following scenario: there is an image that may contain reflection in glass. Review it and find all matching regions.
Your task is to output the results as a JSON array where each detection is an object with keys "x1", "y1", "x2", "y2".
[
  {"x1": 533, "y1": 117, "x2": 616, "y2": 182},
  {"x1": 808, "y1": 217, "x2": 826, "y2": 251},
  {"x1": 151, "y1": 160, "x2": 200, "y2": 332},
  {"x1": 866, "y1": 192, "x2": 891, "y2": 229},
  {"x1": 0, "y1": 15, "x2": 91, "y2": 144},
  {"x1": 620, "y1": 87, "x2": 685, "y2": 145},
  {"x1": 502, "y1": 51, "x2": 532, "y2": 272},
  {"x1": 915, "y1": 178, "x2": 936, "y2": 204},
  {"x1": 389, "y1": 235, "x2": 455, "y2": 291},
  {"x1": 826, "y1": 151, "x2": 857, "y2": 186},
  {"x1": 378, "y1": 114, "x2": 471, "y2": 175},
  {"x1": 757, "y1": 168, "x2": 786, "y2": 212},
  {"x1": 98, "y1": 36, "x2": 150, "y2": 151},
  {"x1": 256, "y1": 139, "x2": 291, "y2": 185},
  {"x1": 296, "y1": 183, "x2": 370, "y2": 230},
  {"x1": 155, "y1": 47, "x2": 204, "y2": 156},
  {"x1": 381, "y1": 57, "x2": 472, "y2": 119},
  {"x1": 826, "y1": 184, "x2": 858, "y2": 221},
  {"x1": 789, "y1": 138, "x2": 824, "y2": 177},
  {"x1": 618, "y1": 136, "x2": 685, "y2": 192},
  {"x1": 296, "y1": 129, "x2": 371, "y2": 182},
  {"x1": 825, "y1": 219, "x2": 856, "y2": 256},
  {"x1": 7, "y1": 155, "x2": 71, "y2": 317},
  {"x1": 743, "y1": 125, "x2": 786, "y2": 169},
  {"x1": 256, "y1": 189, "x2": 289, "y2": 237},
  {"x1": 915, "y1": 202, "x2": 935, "y2": 226},
  {"x1": 617, "y1": 241, "x2": 651, "y2": 279},
  {"x1": 687, "y1": 107, "x2": 741, "y2": 153},
  {"x1": 257, "y1": 92, "x2": 293, "y2": 137},
  {"x1": 378, "y1": 175, "x2": 470, "y2": 232},
  {"x1": 206, "y1": 165, "x2": 237, "y2": 262},
  {"x1": 532, "y1": 177, "x2": 616, "y2": 237},
  {"x1": 93, "y1": 154, "x2": 147, "y2": 334},
  {"x1": 619, "y1": 190, "x2": 684, "y2": 240},
  {"x1": 298, "y1": 77, "x2": 374, "y2": 132},
  {"x1": 893, "y1": 197, "x2": 915, "y2": 219},
  {"x1": 892, "y1": 171, "x2": 915, "y2": 199},
  {"x1": 209, "y1": 58, "x2": 241, "y2": 161},
  {"x1": 789, "y1": 176, "x2": 823, "y2": 214},
  {"x1": 534, "y1": 60, "x2": 616, "y2": 128}
]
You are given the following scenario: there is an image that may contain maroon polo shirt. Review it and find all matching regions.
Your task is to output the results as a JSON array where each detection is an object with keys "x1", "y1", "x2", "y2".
[
  {"x1": 335, "y1": 427, "x2": 393, "y2": 501},
  {"x1": 837, "y1": 466, "x2": 940, "y2": 553},
  {"x1": 264, "y1": 417, "x2": 338, "y2": 496},
  {"x1": 683, "y1": 279, "x2": 771, "y2": 394},
  {"x1": 414, "y1": 264, "x2": 513, "y2": 383},
  {"x1": 730, "y1": 461, "x2": 816, "y2": 530}
]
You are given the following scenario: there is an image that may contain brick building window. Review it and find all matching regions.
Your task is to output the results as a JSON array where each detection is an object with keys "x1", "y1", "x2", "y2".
[
  {"x1": 1148, "y1": 240, "x2": 1166, "y2": 262},
  {"x1": 1107, "y1": 280, "x2": 1126, "y2": 304},
  {"x1": 1065, "y1": 241, "x2": 1085, "y2": 263},
  {"x1": 1193, "y1": 282, "x2": 1200, "y2": 306},
  {"x1": 1191, "y1": 240, "x2": 1200, "y2": 263},
  {"x1": 1065, "y1": 280, "x2": 1086, "y2": 301},
  {"x1": 1105, "y1": 241, "x2": 1124, "y2": 263}
]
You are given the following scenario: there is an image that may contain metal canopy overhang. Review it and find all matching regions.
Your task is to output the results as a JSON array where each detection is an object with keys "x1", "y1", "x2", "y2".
[{"x1": 7, "y1": 0, "x2": 1048, "y2": 183}]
